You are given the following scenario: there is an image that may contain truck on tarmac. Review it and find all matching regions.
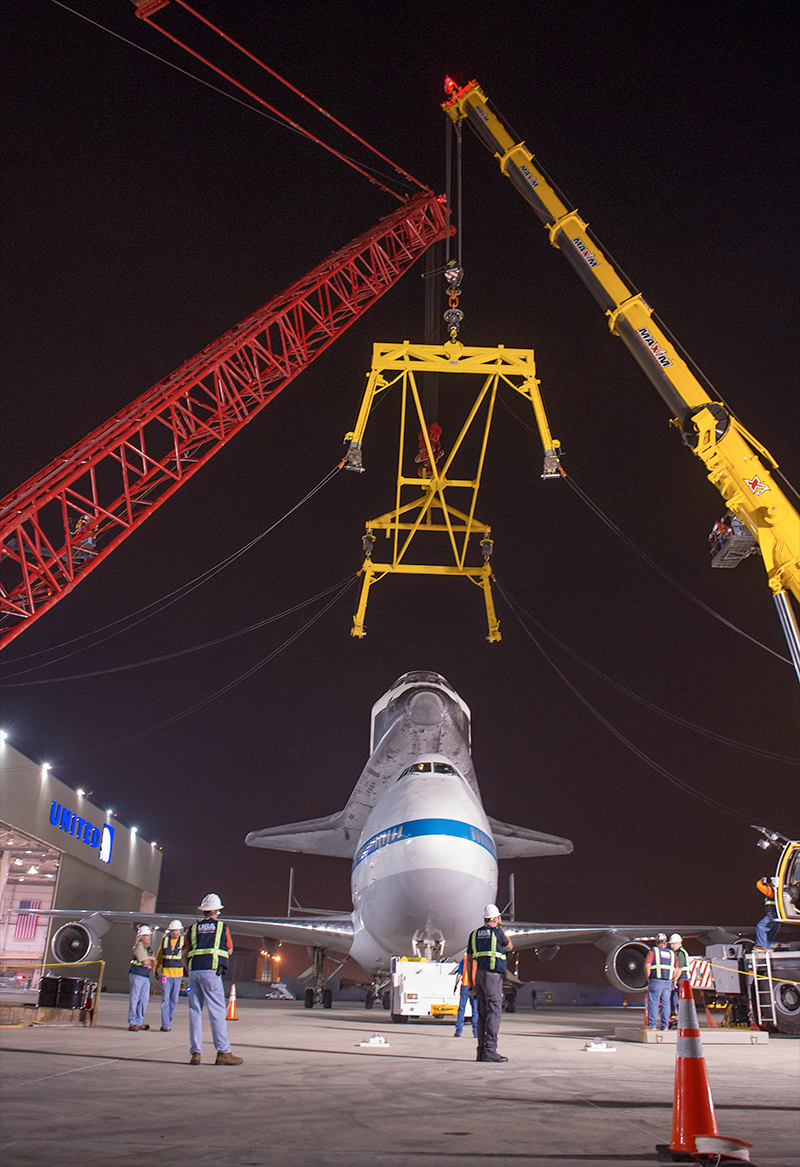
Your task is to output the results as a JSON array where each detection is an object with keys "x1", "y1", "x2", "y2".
[{"x1": 389, "y1": 957, "x2": 460, "y2": 1023}]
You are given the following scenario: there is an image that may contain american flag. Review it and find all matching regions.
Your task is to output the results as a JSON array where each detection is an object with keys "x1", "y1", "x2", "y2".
[{"x1": 14, "y1": 901, "x2": 41, "y2": 940}]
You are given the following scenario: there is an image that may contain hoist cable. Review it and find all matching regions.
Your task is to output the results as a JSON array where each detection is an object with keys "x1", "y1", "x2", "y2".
[
  {"x1": 496, "y1": 582, "x2": 770, "y2": 826},
  {"x1": 456, "y1": 120, "x2": 463, "y2": 271},
  {"x1": 496, "y1": 394, "x2": 791, "y2": 665},
  {"x1": 132, "y1": 2, "x2": 410, "y2": 201},
  {"x1": 172, "y1": 0, "x2": 429, "y2": 194},
  {"x1": 49, "y1": 2, "x2": 412, "y2": 199},
  {"x1": 0, "y1": 464, "x2": 343, "y2": 674}
]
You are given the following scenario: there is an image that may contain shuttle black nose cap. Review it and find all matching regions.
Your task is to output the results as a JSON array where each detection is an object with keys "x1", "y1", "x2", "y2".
[{"x1": 408, "y1": 690, "x2": 444, "y2": 726}]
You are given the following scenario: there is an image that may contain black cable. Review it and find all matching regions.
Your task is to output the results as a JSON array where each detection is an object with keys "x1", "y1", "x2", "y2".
[
  {"x1": 497, "y1": 393, "x2": 791, "y2": 665},
  {"x1": 0, "y1": 576, "x2": 355, "y2": 686},
  {"x1": 0, "y1": 465, "x2": 342, "y2": 675},
  {"x1": 71, "y1": 576, "x2": 358, "y2": 759},
  {"x1": 49, "y1": 2, "x2": 415, "y2": 196},
  {"x1": 496, "y1": 587, "x2": 798, "y2": 766},
  {"x1": 496, "y1": 582, "x2": 768, "y2": 826}
]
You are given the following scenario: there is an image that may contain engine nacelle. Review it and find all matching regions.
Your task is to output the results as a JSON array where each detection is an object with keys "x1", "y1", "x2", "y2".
[
  {"x1": 51, "y1": 921, "x2": 103, "y2": 964},
  {"x1": 605, "y1": 941, "x2": 650, "y2": 992}
]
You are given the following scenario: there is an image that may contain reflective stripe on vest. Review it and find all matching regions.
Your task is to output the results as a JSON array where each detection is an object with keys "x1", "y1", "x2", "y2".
[
  {"x1": 649, "y1": 946, "x2": 676, "y2": 978},
  {"x1": 161, "y1": 937, "x2": 184, "y2": 968},
  {"x1": 188, "y1": 919, "x2": 227, "y2": 970},
  {"x1": 469, "y1": 927, "x2": 502, "y2": 971}
]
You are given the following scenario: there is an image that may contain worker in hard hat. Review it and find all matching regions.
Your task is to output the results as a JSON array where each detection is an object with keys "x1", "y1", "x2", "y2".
[
  {"x1": 668, "y1": 933, "x2": 689, "y2": 1025},
  {"x1": 155, "y1": 920, "x2": 185, "y2": 1032},
  {"x1": 128, "y1": 924, "x2": 155, "y2": 1031},
  {"x1": 465, "y1": 904, "x2": 513, "y2": 1062},
  {"x1": 184, "y1": 894, "x2": 243, "y2": 1066},
  {"x1": 453, "y1": 954, "x2": 478, "y2": 1039},
  {"x1": 755, "y1": 875, "x2": 781, "y2": 950},
  {"x1": 643, "y1": 934, "x2": 677, "y2": 1031}
]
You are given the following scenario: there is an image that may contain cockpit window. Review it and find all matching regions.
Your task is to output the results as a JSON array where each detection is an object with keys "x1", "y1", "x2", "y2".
[
  {"x1": 433, "y1": 763, "x2": 455, "y2": 774},
  {"x1": 397, "y1": 762, "x2": 432, "y2": 778}
]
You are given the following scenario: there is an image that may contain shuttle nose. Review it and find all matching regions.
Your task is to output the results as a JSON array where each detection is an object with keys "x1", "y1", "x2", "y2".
[{"x1": 408, "y1": 690, "x2": 444, "y2": 726}]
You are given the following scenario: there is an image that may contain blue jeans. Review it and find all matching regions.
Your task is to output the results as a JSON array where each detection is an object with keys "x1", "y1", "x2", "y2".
[
  {"x1": 647, "y1": 978, "x2": 672, "y2": 1029},
  {"x1": 188, "y1": 969, "x2": 231, "y2": 1054},
  {"x1": 756, "y1": 906, "x2": 780, "y2": 948},
  {"x1": 455, "y1": 984, "x2": 477, "y2": 1035},
  {"x1": 128, "y1": 974, "x2": 150, "y2": 1026},
  {"x1": 160, "y1": 977, "x2": 182, "y2": 1028}
]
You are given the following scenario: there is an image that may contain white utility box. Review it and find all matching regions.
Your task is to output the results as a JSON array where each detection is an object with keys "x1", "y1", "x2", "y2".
[{"x1": 390, "y1": 957, "x2": 460, "y2": 1021}]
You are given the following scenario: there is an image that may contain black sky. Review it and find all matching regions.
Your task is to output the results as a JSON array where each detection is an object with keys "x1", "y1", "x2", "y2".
[{"x1": 1, "y1": 1, "x2": 797, "y2": 983}]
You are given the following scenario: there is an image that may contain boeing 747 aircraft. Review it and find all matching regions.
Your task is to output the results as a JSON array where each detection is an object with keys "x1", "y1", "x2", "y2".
[{"x1": 43, "y1": 672, "x2": 741, "y2": 999}]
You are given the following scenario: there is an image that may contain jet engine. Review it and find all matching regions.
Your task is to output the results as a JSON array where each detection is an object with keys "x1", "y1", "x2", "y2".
[
  {"x1": 51, "y1": 920, "x2": 103, "y2": 964},
  {"x1": 604, "y1": 941, "x2": 650, "y2": 992}
]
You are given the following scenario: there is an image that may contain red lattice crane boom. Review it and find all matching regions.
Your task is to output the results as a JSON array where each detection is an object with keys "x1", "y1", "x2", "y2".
[{"x1": 0, "y1": 192, "x2": 448, "y2": 650}]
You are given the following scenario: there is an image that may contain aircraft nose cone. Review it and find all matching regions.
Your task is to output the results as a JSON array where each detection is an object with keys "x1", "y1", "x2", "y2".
[{"x1": 408, "y1": 691, "x2": 444, "y2": 726}]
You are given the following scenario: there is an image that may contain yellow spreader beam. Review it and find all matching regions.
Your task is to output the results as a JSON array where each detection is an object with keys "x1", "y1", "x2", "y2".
[{"x1": 344, "y1": 340, "x2": 561, "y2": 641}]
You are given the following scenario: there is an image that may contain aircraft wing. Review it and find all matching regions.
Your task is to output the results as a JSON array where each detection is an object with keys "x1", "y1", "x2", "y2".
[
  {"x1": 27, "y1": 909, "x2": 355, "y2": 954},
  {"x1": 504, "y1": 922, "x2": 749, "y2": 953}
]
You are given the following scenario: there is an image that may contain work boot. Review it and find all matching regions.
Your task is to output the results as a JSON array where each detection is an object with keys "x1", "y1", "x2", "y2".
[
  {"x1": 128, "y1": 1025, "x2": 141, "y2": 1031},
  {"x1": 140, "y1": 1024, "x2": 150, "y2": 1030},
  {"x1": 160, "y1": 1026, "x2": 171, "y2": 1031},
  {"x1": 189, "y1": 1052, "x2": 201, "y2": 1065},
  {"x1": 475, "y1": 1049, "x2": 484, "y2": 1061},
  {"x1": 483, "y1": 1052, "x2": 508, "y2": 1063},
  {"x1": 215, "y1": 1051, "x2": 243, "y2": 1065}
]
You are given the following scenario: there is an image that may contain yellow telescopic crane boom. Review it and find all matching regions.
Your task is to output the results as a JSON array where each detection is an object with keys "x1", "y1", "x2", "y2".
[{"x1": 443, "y1": 79, "x2": 800, "y2": 679}]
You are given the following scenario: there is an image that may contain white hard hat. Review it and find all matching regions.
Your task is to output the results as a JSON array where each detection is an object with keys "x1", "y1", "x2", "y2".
[
  {"x1": 199, "y1": 893, "x2": 223, "y2": 911},
  {"x1": 167, "y1": 920, "x2": 183, "y2": 932},
  {"x1": 657, "y1": 933, "x2": 667, "y2": 942},
  {"x1": 669, "y1": 933, "x2": 683, "y2": 944},
  {"x1": 483, "y1": 903, "x2": 501, "y2": 919},
  {"x1": 136, "y1": 925, "x2": 152, "y2": 939}
]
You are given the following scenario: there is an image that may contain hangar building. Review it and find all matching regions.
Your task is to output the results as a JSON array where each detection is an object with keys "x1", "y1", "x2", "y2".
[{"x1": 0, "y1": 735, "x2": 161, "y2": 992}]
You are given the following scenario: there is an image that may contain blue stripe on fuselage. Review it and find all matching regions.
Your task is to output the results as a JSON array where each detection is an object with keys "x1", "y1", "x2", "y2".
[{"x1": 352, "y1": 818, "x2": 496, "y2": 872}]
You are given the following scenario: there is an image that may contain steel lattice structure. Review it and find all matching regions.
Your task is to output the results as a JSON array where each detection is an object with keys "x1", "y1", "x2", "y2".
[{"x1": 0, "y1": 191, "x2": 448, "y2": 650}]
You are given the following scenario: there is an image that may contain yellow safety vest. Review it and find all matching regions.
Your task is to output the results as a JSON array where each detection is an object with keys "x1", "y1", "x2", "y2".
[
  {"x1": 160, "y1": 936, "x2": 184, "y2": 975},
  {"x1": 649, "y1": 946, "x2": 676, "y2": 979},
  {"x1": 469, "y1": 926, "x2": 504, "y2": 971},
  {"x1": 187, "y1": 919, "x2": 228, "y2": 971}
]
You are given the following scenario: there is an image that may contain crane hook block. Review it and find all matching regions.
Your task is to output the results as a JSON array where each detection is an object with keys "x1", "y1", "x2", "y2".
[{"x1": 344, "y1": 439, "x2": 364, "y2": 473}]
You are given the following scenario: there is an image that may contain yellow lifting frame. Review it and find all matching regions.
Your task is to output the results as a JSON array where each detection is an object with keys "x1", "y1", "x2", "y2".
[{"x1": 344, "y1": 340, "x2": 561, "y2": 641}]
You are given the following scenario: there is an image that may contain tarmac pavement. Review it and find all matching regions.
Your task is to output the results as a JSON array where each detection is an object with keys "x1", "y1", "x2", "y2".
[{"x1": 1, "y1": 996, "x2": 797, "y2": 1166}]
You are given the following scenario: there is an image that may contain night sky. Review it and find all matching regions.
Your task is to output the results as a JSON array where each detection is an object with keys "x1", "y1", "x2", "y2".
[{"x1": 1, "y1": 1, "x2": 797, "y2": 983}]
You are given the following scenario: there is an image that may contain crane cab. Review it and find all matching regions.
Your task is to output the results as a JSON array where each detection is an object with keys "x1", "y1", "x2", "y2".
[{"x1": 775, "y1": 840, "x2": 800, "y2": 925}]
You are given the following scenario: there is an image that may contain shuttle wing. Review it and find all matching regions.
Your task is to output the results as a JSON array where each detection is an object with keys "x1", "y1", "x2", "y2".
[
  {"x1": 487, "y1": 817, "x2": 573, "y2": 858},
  {"x1": 246, "y1": 813, "x2": 357, "y2": 859}
]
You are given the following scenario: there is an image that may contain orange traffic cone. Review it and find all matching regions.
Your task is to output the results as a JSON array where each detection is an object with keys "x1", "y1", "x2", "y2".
[
  {"x1": 656, "y1": 981, "x2": 752, "y2": 1162},
  {"x1": 226, "y1": 982, "x2": 238, "y2": 1021}
]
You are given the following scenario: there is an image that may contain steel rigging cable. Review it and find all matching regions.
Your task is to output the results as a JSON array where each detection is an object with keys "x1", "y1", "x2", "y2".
[{"x1": 0, "y1": 464, "x2": 344, "y2": 675}]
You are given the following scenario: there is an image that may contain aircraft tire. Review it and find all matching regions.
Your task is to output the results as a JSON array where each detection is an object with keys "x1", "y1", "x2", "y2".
[
  {"x1": 304, "y1": 988, "x2": 314, "y2": 1009},
  {"x1": 391, "y1": 1013, "x2": 408, "y2": 1024},
  {"x1": 365, "y1": 989, "x2": 374, "y2": 1009},
  {"x1": 322, "y1": 988, "x2": 333, "y2": 1009},
  {"x1": 382, "y1": 990, "x2": 390, "y2": 1010}
]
